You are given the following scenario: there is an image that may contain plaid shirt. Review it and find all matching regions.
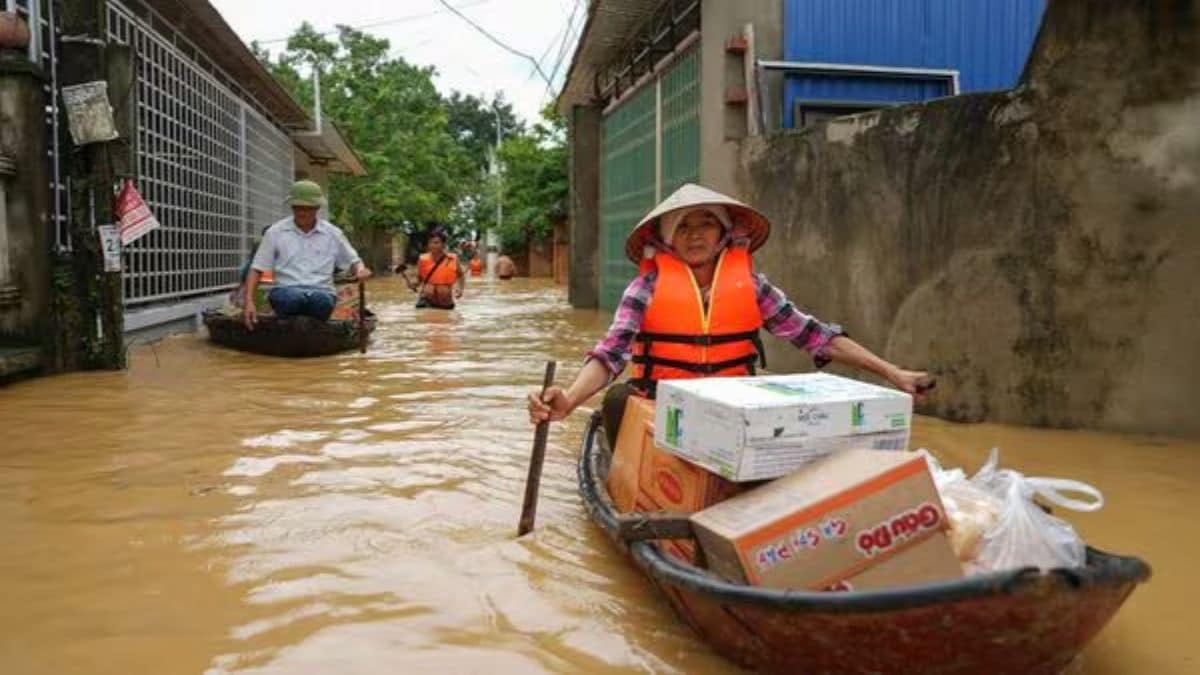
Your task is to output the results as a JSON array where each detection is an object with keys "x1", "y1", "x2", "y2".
[{"x1": 587, "y1": 270, "x2": 845, "y2": 377}]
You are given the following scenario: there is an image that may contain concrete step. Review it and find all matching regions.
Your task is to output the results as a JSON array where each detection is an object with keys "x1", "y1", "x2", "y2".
[{"x1": 0, "y1": 345, "x2": 42, "y2": 378}]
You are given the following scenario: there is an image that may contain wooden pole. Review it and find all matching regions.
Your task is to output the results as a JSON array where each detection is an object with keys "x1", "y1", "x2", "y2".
[{"x1": 517, "y1": 360, "x2": 557, "y2": 536}]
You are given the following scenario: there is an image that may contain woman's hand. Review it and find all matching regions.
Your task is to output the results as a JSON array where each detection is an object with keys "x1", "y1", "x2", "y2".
[
  {"x1": 528, "y1": 386, "x2": 573, "y2": 424},
  {"x1": 888, "y1": 368, "x2": 937, "y2": 403}
]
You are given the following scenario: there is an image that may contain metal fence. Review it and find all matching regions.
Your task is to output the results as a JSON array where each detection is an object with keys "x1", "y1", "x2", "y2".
[
  {"x1": 659, "y1": 49, "x2": 700, "y2": 199},
  {"x1": 599, "y1": 84, "x2": 655, "y2": 311},
  {"x1": 598, "y1": 47, "x2": 700, "y2": 310},
  {"x1": 107, "y1": 1, "x2": 293, "y2": 307}
]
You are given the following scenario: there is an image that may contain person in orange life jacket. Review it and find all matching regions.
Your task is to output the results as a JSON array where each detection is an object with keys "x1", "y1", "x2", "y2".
[
  {"x1": 403, "y1": 227, "x2": 466, "y2": 309},
  {"x1": 461, "y1": 240, "x2": 484, "y2": 276},
  {"x1": 527, "y1": 184, "x2": 935, "y2": 445}
]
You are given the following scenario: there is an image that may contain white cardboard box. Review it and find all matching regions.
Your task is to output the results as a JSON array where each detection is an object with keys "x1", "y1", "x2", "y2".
[{"x1": 654, "y1": 373, "x2": 913, "y2": 481}]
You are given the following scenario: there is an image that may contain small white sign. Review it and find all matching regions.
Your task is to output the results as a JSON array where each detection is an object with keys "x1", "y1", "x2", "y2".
[{"x1": 98, "y1": 225, "x2": 122, "y2": 272}]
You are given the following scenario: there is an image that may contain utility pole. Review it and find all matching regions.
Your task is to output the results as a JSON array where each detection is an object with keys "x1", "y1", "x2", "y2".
[
  {"x1": 57, "y1": 0, "x2": 127, "y2": 369},
  {"x1": 488, "y1": 103, "x2": 502, "y2": 277}
]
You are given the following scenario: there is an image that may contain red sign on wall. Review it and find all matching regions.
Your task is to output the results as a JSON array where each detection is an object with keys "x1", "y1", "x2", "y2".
[{"x1": 114, "y1": 180, "x2": 161, "y2": 245}]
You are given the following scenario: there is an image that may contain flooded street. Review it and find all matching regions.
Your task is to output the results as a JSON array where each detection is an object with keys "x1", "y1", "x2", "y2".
[{"x1": 0, "y1": 278, "x2": 1194, "y2": 674}]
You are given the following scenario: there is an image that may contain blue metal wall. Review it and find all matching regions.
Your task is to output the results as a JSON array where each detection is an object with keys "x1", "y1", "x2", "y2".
[{"x1": 782, "y1": 0, "x2": 1046, "y2": 126}]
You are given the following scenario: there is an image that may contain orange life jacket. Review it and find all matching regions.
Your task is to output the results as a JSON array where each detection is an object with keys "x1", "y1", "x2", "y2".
[
  {"x1": 418, "y1": 252, "x2": 459, "y2": 286},
  {"x1": 469, "y1": 257, "x2": 483, "y2": 275},
  {"x1": 631, "y1": 247, "x2": 764, "y2": 397}
]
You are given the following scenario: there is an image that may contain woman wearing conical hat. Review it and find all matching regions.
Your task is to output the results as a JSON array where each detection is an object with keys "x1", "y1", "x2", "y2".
[{"x1": 527, "y1": 184, "x2": 933, "y2": 442}]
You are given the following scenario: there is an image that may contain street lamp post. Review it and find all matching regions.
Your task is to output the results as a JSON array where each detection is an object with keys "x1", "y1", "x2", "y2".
[{"x1": 487, "y1": 104, "x2": 503, "y2": 277}]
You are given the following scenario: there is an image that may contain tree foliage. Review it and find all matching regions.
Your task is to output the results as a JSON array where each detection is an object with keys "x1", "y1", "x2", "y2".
[
  {"x1": 493, "y1": 106, "x2": 567, "y2": 250},
  {"x1": 255, "y1": 25, "x2": 568, "y2": 253},
  {"x1": 444, "y1": 92, "x2": 523, "y2": 172},
  {"x1": 255, "y1": 24, "x2": 473, "y2": 233}
]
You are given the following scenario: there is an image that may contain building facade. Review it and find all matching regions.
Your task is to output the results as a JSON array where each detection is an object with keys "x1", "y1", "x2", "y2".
[
  {"x1": 559, "y1": 0, "x2": 1047, "y2": 310},
  {"x1": 0, "y1": 0, "x2": 364, "y2": 377}
]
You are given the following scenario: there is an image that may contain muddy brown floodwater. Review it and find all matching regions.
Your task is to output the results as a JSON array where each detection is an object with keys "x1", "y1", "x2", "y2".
[{"x1": 0, "y1": 278, "x2": 1194, "y2": 674}]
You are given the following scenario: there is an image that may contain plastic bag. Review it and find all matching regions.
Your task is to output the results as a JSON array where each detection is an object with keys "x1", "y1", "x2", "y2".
[
  {"x1": 970, "y1": 449, "x2": 1103, "y2": 572},
  {"x1": 920, "y1": 451, "x2": 1004, "y2": 566}
]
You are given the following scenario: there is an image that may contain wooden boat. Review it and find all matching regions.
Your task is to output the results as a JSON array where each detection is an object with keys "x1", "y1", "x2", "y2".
[
  {"x1": 577, "y1": 411, "x2": 1150, "y2": 674},
  {"x1": 202, "y1": 309, "x2": 376, "y2": 358}
]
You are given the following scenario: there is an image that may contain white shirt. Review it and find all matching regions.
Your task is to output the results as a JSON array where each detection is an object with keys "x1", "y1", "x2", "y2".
[{"x1": 251, "y1": 218, "x2": 361, "y2": 290}]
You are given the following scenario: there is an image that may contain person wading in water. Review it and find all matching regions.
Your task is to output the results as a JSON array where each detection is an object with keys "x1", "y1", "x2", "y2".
[
  {"x1": 404, "y1": 226, "x2": 466, "y2": 310},
  {"x1": 526, "y1": 183, "x2": 934, "y2": 443}
]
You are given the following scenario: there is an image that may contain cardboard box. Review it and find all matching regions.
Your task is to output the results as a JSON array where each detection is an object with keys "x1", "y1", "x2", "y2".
[
  {"x1": 607, "y1": 396, "x2": 747, "y2": 565},
  {"x1": 608, "y1": 397, "x2": 742, "y2": 515},
  {"x1": 690, "y1": 449, "x2": 963, "y2": 591},
  {"x1": 655, "y1": 373, "x2": 912, "y2": 481}
]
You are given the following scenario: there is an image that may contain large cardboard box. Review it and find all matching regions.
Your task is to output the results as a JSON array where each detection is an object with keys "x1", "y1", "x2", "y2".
[
  {"x1": 655, "y1": 373, "x2": 912, "y2": 481},
  {"x1": 690, "y1": 449, "x2": 962, "y2": 591},
  {"x1": 608, "y1": 397, "x2": 742, "y2": 514},
  {"x1": 607, "y1": 396, "x2": 745, "y2": 564}
]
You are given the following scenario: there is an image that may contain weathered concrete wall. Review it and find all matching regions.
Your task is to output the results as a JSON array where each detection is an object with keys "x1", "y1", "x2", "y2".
[
  {"x1": 737, "y1": 0, "x2": 1200, "y2": 437},
  {"x1": 699, "y1": 0, "x2": 783, "y2": 195},
  {"x1": 0, "y1": 56, "x2": 51, "y2": 347},
  {"x1": 568, "y1": 104, "x2": 601, "y2": 308}
]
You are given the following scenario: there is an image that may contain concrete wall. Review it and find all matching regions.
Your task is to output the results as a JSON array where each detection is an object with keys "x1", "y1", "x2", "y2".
[
  {"x1": 567, "y1": 104, "x2": 601, "y2": 307},
  {"x1": 737, "y1": 0, "x2": 1200, "y2": 437},
  {"x1": 0, "y1": 56, "x2": 50, "y2": 347},
  {"x1": 526, "y1": 236, "x2": 554, "y2": 278},
  {"x1": 698, "y1": 0, "x2": 783, "y2": 194}
]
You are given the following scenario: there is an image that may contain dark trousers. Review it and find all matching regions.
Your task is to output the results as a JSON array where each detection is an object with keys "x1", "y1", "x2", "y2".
[
  {"x1": 415, "y1": 296, "x2": 455, "y2": 310},
  {"x1": 268, "y1": 286, "x2": 337, "y2": 321}
]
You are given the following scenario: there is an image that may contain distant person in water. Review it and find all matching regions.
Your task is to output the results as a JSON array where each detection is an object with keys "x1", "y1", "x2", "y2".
[
  {"x1": 402, "y1": 226, "x2": 466, "y2": 309},
  {"x1": 496, "y1": 254, "x2": 516, "y2": 280}
]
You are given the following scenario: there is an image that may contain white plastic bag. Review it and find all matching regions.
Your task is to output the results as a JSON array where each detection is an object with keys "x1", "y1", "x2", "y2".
[
  {"x1": 971, "y1": 449, "x2": 1103, "y2": 572},
  {"x1": 920, "y1": 451, "x2": 1004, "y2": 565}
]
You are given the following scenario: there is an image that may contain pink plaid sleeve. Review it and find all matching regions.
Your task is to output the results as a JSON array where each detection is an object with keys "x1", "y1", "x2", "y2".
[
  {"x1": 755, "y1": 273, "x2": 846, "y2": 367},
  {"x1": 585, "y1": 272, "x2": 656, "y2": 376}
]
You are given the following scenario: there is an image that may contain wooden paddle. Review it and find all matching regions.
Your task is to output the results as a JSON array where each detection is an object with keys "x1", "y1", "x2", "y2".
[
  {"x1": 518, "y1": 360, "x2": 558, "y2": 536},
  {"x1": 357, "y1": 280, "x2": 367, "y2": 354}
]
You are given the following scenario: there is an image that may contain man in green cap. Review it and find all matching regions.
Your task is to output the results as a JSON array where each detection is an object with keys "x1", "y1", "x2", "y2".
[{"x1": 243, "y1": 180, "x2": 372, "y2": 329}]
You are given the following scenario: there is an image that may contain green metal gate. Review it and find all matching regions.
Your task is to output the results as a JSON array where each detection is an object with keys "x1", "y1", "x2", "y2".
[
  {"x1": 660, "y1": 50, "x2": 701, "y2": 197},
  {"x1": 598, "y1": 49, "x2": 700, "y2": 310}
]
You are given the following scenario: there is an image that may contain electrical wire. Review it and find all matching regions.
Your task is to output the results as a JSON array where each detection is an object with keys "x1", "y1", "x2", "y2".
[
  {"x1": 433, "y1": 0, "x2": 552, "y2": 87},
  {"x1": 254, "y1": 0, "x2": 494, "y2": 45}
]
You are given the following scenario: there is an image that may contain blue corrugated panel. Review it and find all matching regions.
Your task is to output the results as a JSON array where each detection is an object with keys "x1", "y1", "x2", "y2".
[{"x1": 782, "y1": 0, "x2": 1046, "y2": 127}]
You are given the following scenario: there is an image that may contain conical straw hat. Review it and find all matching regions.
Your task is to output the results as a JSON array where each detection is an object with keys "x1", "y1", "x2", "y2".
[{"x1": 624, "y1": 183, "x2": 770, "y2": 264}]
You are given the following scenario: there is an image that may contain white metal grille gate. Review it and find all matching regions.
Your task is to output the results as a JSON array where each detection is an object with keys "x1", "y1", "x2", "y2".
[{"x1": 106, "y1": 1, "x2": 293, "y2": 307}]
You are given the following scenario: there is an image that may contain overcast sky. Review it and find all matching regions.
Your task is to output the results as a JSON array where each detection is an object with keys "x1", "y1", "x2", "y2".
[{"x1": 209, "y1": 0, "x2": 583, "y2": 123}]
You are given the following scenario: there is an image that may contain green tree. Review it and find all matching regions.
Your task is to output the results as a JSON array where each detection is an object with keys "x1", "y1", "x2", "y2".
[
  {"x1": 255, "y1": 24, "x2": 474, "y2": 234},
  {"x1": 444, "y1": 92, "x2": 523, "y2": 172},
  {"x1": 493, "y1": 106, "x2": 568, "y2": 251}
]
